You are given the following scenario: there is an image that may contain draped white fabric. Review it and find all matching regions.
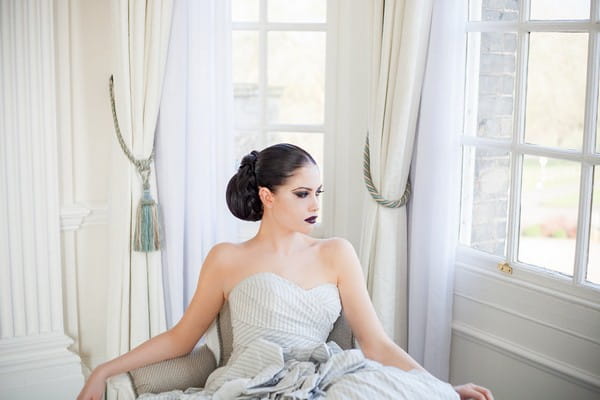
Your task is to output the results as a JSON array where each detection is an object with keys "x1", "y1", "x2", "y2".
[
  {"x1": 359, "y1": 0, "x2": 433, "y2": 348},
  {"x1": 155, "y1": 0, "x2": 237, "y2": 328},
  {"x1": 407, "y1": 0, "x2": 463, "y2": 380},
  {"x1": 106, "y1": 0, "x2": 172, "y2": 360}
]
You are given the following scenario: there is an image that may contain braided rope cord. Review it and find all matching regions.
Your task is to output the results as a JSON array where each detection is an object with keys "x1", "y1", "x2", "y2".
[
  {"x1": 109, "y1": 75, "x2": 155, "y2": 189},
  {"x1": 363, "y1": 135, "x2": 411, "y2": 208}
]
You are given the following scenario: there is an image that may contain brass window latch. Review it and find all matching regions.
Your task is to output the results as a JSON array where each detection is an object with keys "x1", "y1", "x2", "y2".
[{"x1": 497, "y1": 262, "x2": 513, "y2": 275}]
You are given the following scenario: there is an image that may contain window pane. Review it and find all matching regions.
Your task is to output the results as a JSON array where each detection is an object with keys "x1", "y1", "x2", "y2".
[
  {"x1": 267, "y1": 32, "x2": 325, "y2": 125},
  {"x1": 268, "y1": 0, "x2": 326, "y2": 23},
  {"x1": 465, "y1": 32, "x2": 517, "y2": 139},
  {"x1": 524, "y1": 33, "x2": 588, "y2": 150},
  {"x1": 530, "y1": 0, "x2": 590, "y2": 20},
  {"x1": 469, "y1": 0, "x2": 519, "y2": 21},
  {"x1": 588, "y1": 167, "x2": 600, "y2": 284},
  {"x1": 460, "y1": 146, "x2": 511, "y2": 256},
  {"x1": 233, "y1": 31, "x2": 260, "y2": 128},
  {"x1": 232, "y1": 0, "x2": 259, "y2": 22},
  {"x1": 518, "y1": 156, "x2": 580, "y2": 276}
]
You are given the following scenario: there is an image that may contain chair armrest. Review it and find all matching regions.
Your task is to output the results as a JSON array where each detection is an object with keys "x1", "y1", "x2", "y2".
[
  {"x1": 106, "y1": 373, "x2": 137, "y2": 400},
  {"x1": 128, "y1": 344, "x2": 217, "y2": 396}
]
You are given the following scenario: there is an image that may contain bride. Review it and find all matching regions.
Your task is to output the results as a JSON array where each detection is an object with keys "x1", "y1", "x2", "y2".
[{"x1": 77, "y1": 143, "x2": 493, "y2": 400}]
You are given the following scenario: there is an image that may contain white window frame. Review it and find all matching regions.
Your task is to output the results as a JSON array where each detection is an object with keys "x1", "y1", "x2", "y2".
[
  {"x1": 458, "y1": 0, "x2": 600, "y2": 303},
  {"x1": 232, "y1": 0, "x2": 338, "y2": 240}
]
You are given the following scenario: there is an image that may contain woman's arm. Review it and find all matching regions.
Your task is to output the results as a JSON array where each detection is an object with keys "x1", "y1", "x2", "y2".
[
  {"x1": 326, "y1": 237, "x2": 422, "y2": 371},
  {"x1": 328, "y1": 238, "x2": 494, "y2": 400},
  {"x1": 77, "y1": 243, "x2": 232, "y2": 400}
]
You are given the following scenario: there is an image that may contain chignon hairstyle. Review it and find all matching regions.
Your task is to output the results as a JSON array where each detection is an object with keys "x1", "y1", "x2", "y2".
[{"x1": 226, "y1": 143, "x2": 317, "y2": 221}]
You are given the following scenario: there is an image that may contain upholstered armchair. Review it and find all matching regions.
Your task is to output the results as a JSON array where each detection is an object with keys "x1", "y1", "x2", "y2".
[{"x1": 106, "y1": 302, "x2": 354, "y2": 399}]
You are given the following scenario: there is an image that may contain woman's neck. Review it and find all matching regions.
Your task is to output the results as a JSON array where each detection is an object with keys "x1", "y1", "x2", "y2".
[{"x1": 253, "y1": 222, "x2": 309, "y2": 256}]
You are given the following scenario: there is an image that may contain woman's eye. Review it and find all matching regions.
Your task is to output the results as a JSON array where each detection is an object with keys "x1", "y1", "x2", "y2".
[
  {"x1": 295, "y1": 192, "x2": 309, "y2": 198},
  {"x1": 316, "y1": 190, "x2": 324, "y2": 197}
]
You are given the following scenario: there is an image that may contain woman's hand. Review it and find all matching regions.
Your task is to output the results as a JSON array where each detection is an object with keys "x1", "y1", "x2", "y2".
[
  {"x1": 76, "y1": 367, "x2": 108, "y2": 400},
  {"x1": 454, "y1": 383, "x2": 494, "y2": 400}
]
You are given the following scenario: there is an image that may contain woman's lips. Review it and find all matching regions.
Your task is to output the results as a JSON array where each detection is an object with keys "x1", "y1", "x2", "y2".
[{"x1": 304, "y1": 216, "x2": 317, "y2": 224}]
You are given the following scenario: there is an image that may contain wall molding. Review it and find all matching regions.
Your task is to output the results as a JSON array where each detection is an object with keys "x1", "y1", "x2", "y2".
[
  {"x1": 0, "y1": 0, "x2": 84, "y2": 397},
  {"x1": 454, "y1": 291, "x2": 600, "y2": 346},
  {"x1": 0, "y1": 332, "x2": 79, "y2": 374},
  {"x1": 452, "y1": 321, "x2": 600, "y2": 393}
]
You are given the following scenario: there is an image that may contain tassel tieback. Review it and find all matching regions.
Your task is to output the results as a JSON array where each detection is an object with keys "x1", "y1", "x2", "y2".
[
  {"x1": 134, "y1": 187, "x2": 160, "y2": 252},
  {"x1": 109, "y1": 75, "x2": 161, "y2": 252}
]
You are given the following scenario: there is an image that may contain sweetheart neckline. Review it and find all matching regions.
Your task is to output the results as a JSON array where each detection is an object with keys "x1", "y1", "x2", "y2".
[{"x1": 226, "y1": 271, "x2": 338, "y2": 300}]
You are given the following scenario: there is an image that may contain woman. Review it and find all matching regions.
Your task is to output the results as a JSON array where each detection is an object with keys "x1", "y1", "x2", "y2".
[{"x1": 78, "y1": 143, "x2": 493, "y2": 400}]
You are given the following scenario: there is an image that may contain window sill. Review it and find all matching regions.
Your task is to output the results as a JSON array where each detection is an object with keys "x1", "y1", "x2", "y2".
[{"x1": 456, "y1": 245, "x2": 600, "y2": 308}]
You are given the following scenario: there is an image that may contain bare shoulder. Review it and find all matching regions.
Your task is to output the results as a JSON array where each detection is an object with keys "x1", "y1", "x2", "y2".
[
  {"x1": 318, "y1": 237, "x2": 356, "y2": 257},
  {"x1": 317, "y1": 237, "x2": 359, "y2": 276},
  {"x1": 201, "y1": 241, "x2": 244, "y2": 275}
]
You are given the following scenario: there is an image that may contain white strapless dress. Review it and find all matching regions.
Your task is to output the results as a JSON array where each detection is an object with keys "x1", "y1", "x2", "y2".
[{"x1": 140, "y1": 272, "x2": 459, "y2": 400}]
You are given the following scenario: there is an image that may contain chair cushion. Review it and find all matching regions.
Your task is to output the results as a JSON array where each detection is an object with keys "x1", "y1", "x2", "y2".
[{"x1": 129, "y1": 345, "x2": 216, "y2": 396}]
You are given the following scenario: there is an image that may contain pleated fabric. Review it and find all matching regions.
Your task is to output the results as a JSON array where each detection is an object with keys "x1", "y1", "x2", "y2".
[{"x1": 139, "y1": 273, "x2": 458, "y2": 399}]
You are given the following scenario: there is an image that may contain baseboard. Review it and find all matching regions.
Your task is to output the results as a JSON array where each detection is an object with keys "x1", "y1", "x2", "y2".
[
  {"x1": 0, "y1": 332, "x2": 84, "y2": 399},
  {"x1": 452, "y1": 321, "x2": 600, "y2": 393}
]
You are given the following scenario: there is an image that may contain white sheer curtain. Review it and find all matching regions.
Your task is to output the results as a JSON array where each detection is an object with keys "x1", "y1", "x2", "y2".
[
  {"x1": 155, "y1": 0, "x2": 237, "y2": 328},
  {"x1": 359, "y1": 0, "x2": 433, "y2": 348},
  {"x1": 408, "y1": 0, "x2": 464, "y2": 380},
  {"x1": 106, "y1": 0, "x2": 172, "y2": 359}
]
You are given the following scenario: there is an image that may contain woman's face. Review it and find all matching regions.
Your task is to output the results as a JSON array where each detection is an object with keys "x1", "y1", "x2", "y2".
[{"x1": 262, "y1": 163, "x2": 323, "y2": 234}]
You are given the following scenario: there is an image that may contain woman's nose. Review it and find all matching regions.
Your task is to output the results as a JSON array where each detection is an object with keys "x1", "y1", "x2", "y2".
[{"x1": 310, "y1": 196, "x2": 319, "y2": 212}]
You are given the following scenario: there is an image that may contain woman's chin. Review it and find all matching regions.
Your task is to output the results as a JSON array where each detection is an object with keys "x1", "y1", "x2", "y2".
[{"x1": 300, "y1": 224, "x2": 316, "y2": 234}]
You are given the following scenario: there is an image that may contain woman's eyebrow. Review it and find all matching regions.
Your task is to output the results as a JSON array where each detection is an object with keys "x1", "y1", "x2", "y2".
[{"x1": 291, "y1": 185, "x2": 323, "y2": 191}]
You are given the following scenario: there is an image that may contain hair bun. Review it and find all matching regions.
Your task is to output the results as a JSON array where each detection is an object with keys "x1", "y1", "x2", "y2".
[
  {"x1": 240, "y1": 150, "x2": 259, "y2": 174},
  {"x1": 225, "y1": 150, "x2": 262, "y2": 221}
]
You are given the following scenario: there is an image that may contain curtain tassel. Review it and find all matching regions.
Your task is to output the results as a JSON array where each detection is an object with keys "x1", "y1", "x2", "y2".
[
  {"x1": 134, "y1": 186, "x2": 160, "y2": 252},
  {"x1": 109, "y1": 75, "x2": 161, "y2": 252}
]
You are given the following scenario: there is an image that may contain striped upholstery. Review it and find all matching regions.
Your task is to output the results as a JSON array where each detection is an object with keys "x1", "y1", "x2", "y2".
[{"x1": 129, "y1": 345, "x2": 216, "y2": 396}]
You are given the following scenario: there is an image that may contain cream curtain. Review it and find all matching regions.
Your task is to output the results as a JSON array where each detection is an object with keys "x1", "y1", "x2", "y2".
[
  {"x1": 359, "y1": 0, "x2": 433, "y2": 347},
  {"x1": 106, "y1": 0, "x2": 173, "y2": 360}
]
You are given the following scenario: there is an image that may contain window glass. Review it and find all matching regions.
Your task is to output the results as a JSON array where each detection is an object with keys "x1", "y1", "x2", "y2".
[
  {"x1": 465, "y1": 32, "x2": 517, "y2": 139},
  {"x1": 518, "y1": 156, "x2": 580, "y2": 276},
  {"x1": 588, "y1": 167, "x2": 600, "y2": 284},
  {"x1": 460, "y1": 146, "x2": 511, "y2": 256},
  {"x1": 530, "y1": 0, "x2": 590, "y2": 20},
  {"x1": 232, "y1": 0, "x2": 259, "y2": 22},
  {"x1": 469, "y1": 0, "x2": 519, "y2": 21},
  {"x1": 267, "y1": 31, "x2": 325, "y2": 124},
  {"x1": 233, "y1": 31, "x2": 260, "y2": 128},
  {"x1": 268, "y1": 0, "x2": 326, "y2": 23},
  {"x1": 524, "y1": 33, "x2": 588, "y2": 150}
]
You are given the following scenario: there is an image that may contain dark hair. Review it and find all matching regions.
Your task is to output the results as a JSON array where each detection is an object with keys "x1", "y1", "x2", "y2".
[{"x1": 226, "y1": 143, "x2": 317, "y2": 221}]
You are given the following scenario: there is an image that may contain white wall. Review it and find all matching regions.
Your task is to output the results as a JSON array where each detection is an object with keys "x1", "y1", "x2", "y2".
[
  {"x1": 449, "y1": 255, "x2": 600, "y2": 399},
  {"x1": 56, "y1": 0, "x2": 116, "y2": 373}
]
